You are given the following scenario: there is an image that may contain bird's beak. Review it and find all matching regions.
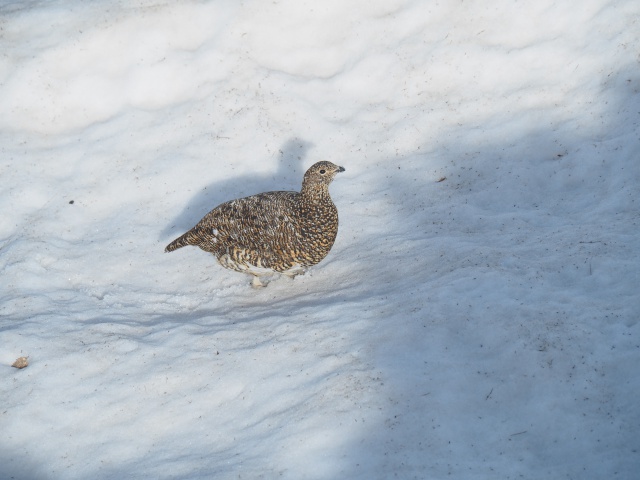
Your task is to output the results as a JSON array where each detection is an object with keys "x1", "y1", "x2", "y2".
[{"x1": 337, "y1": 166, "x2": 345, "y2": 173}]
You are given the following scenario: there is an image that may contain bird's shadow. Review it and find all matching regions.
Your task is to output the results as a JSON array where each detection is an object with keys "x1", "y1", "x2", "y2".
[{"x1": 159, "y1": 138, "x2": 313, "y2": 241}]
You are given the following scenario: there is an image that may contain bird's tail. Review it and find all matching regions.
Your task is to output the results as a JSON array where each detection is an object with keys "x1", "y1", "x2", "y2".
[{"x1": 165, "y1": 229, "x2": 201, "y2": 252}]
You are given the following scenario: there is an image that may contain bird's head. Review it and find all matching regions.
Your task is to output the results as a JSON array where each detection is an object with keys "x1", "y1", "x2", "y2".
[{"x1": 302, "y1": 161, "x2": 345, "y2": 187}]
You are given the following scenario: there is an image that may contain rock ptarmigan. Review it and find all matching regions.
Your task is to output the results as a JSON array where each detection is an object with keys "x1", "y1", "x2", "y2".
[{"x1": 165, "y1": 161, "x2": 345, "y2": 287}]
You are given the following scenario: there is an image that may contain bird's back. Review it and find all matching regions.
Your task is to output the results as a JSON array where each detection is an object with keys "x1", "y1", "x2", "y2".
[{"x1": 166, "y1": 191, "x2": 307, "y2": 271}]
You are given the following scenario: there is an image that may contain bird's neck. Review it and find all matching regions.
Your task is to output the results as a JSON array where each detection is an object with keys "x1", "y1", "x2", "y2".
[
  {"x1": 299, "y1": 183, "x2": 336, "y2": 221},
  {"x1": 300, "y1": 182, "x2": 330, "y2": 199}
]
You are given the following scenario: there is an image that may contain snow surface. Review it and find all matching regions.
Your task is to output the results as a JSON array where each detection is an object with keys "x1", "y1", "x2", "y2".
[{"x1": 1, "y1": 0, "x2": 639, "y2": 478}]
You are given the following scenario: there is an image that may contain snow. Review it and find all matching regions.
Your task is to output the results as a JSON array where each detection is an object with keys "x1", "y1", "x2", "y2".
[{"x1": 1, "y1": 0, "x2": 639, "y2": 478}]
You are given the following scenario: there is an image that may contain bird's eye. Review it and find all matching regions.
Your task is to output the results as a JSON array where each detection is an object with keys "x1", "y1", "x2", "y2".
[{"x1": 319, "y1": 169, "x2": 326, "y2": 174}]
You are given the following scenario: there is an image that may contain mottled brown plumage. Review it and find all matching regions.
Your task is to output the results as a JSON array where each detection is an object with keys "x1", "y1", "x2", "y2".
[{"x1": 165, "y1": 161, "x2": 345, "y2": 287}]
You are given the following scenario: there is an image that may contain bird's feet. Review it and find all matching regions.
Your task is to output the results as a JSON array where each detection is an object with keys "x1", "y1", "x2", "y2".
[
  {"x1": 251, "y1": 276, "x2": 270, "y2": 288},
  {"x1": 281, "y1": 266, "x2": 307, "y2": 279}
]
